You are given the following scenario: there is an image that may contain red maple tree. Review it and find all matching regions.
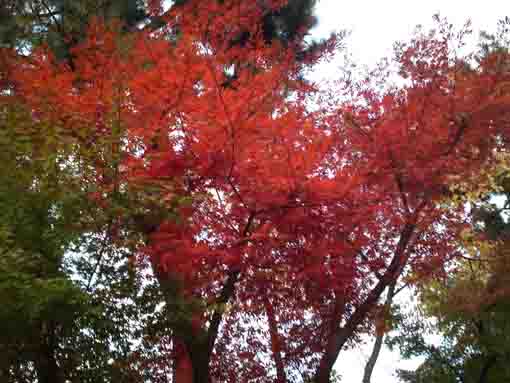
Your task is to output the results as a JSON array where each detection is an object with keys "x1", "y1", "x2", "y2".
[{"x1": 4, "y1": 2, "x2": 510, "y2": 382}]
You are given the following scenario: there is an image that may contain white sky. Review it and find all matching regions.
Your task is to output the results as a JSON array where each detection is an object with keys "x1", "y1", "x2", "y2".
[
  {"x1": 312, "y1": 0, "x2": 508, "y2": 70},
  {"x1": 309, "y1": 1, "x2": 509, "y2": 381}
]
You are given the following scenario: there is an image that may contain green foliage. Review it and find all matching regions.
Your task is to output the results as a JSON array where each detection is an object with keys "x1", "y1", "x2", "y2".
[
  {"x1": 388, "y1": 265, "x2": 510, "y2": 383},
  {"x1": 0, "y1": 0, "x2": 148, "y2": 60},
  {"x1": 0, "y1": 101, "x2": 168, "y2": 382},
  {"x1": 0, "y1": 104, "x2": 89, "y2": 381}
]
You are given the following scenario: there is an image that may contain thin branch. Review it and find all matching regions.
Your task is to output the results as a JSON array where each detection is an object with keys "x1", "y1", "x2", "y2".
[
  {"x1": 206, "y1": 210, "x2": 256, "y2": 355},
  {"x1": 314, "y1": 201, "x2": 427, "y2": 383},
  {"x1": 362, "y1": 281, "x2": 396, "y2": 383},
  {"x1": 85, "y1": 221, "x2": 114, "y2": 291}
]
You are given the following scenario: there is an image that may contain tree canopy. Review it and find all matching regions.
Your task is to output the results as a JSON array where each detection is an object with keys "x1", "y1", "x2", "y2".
[{"x1": 1, "y1": 2, "x2": 510, "y2": 383}]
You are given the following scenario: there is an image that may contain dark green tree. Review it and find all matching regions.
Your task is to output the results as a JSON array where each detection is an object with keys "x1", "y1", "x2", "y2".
[
  {"x1": 0, "y1": 0, "x2": 148, "y2": 52},
  {"x1": 0, "y1": 85, "x2": 168, "y2": 383}
]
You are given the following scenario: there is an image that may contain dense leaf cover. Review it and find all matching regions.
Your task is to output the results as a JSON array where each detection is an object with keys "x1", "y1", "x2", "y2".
[
  {"x1": 388, "y1": 200, "x2": 510, "y2": 383},
  {"x1": 2, "y1": 2, "x2": 510, "y2": 382}
]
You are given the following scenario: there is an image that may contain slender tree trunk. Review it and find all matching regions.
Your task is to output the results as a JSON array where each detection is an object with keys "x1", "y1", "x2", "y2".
[
  {"x1": 478, "y1": 355, "x2": 497, "y2": 383},
  {"x1": 175, "y1": 344, "x2": 194, "y2": 383},
  {"x1": 264, "y1": 296, "x2": 287, "y2": 383},
  {"x1": 154, "y1": 214, "x2": 252, "y2": 383},
  {"x1": 314, "y1": 221, "x2": 419, "y2": 383},
  {"x1": 35, "y1": 329, "x2": 61, "y2": 383},
  {"x1": 362, "y1": 282, "x2": 396, "y2": 383},
  {"x1": 35, "y1": 358, "x2": 60, "y2": 383},
  {"x1": 315, "y1": 294, "x2": 347, "y2": 383},
  {"x1": 174, "y1": 339, "x2": 212, "y2": 383}
]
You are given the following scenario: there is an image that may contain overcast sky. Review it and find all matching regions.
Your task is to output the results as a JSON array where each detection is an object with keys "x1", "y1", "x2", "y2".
[
  {"x1": 308, "y1": 1, "x2": 508, "y2": 381},
  {"x1": 312, "y1": 0, "x2": 507, "y2": 69}
]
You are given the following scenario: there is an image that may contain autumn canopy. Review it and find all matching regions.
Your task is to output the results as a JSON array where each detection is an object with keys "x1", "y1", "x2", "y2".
[{"x1": 1, "y1": 0, "x2": 510, "y2": 382}]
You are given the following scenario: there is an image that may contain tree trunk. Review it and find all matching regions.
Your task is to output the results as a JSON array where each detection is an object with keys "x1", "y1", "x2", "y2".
[
  {"x1": 264, "y1": 296, "x2": 287, "y2": 383},
  {"x1": 478, "y1": 355, "x2": 497, "y2": 383},
  {"x1": 35, "y1": 342, "x2": 61, "y2": 383},
  {"x1": 314, "y1": 221, "x2": 418, "y2": 383},
  {"x1": 174, "y1": 340, "x2": 212, "y2": 383},
  {"x1": 362, "y1": 282, "x2": 396, "y2": 383},
  {"x1": 175, "y1": 345, "x2": 194, "y2": 383}
]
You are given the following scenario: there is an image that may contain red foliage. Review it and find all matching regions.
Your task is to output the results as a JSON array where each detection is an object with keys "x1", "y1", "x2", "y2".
[{"x1": 4, "y1": 2, "x2": 510, "y2": 382}]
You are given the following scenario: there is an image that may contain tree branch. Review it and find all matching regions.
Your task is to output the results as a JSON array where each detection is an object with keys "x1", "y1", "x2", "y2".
[
  {"x1": 206, "y1": 210, "x2": 256, "y2": 355},
  {"x1": 362, "y1": 281, "x2": 396, "y2": 383},
  {"x1": 314, "y1": 211, "x2": 422, "y2": 383}
]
